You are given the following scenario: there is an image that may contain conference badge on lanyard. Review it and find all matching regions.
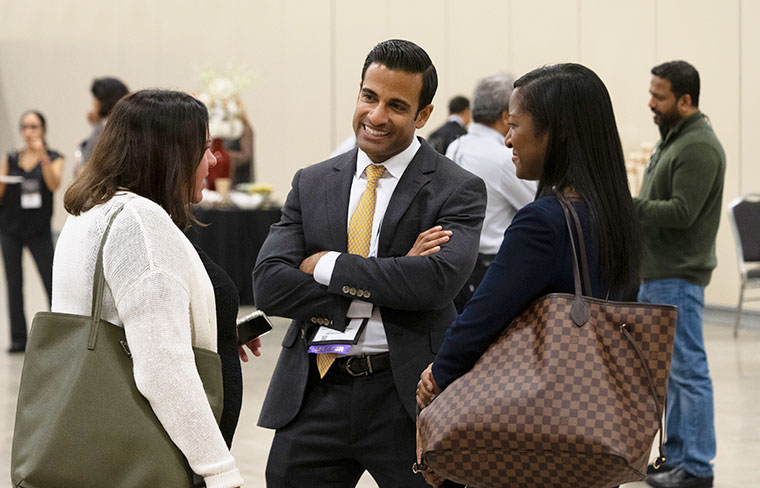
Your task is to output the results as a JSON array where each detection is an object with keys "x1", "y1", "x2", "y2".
[
  {"x1": 307, "y1": 317, "x2": 369, "y2": 355},
  {"x1": 20, "y1": 178, "x2": 42, "y2": 209}
]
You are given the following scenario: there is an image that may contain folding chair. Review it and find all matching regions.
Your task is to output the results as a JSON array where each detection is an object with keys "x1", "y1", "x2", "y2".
[{"x1": 727, "y1": 194, "x2": 760, "y2": 337}]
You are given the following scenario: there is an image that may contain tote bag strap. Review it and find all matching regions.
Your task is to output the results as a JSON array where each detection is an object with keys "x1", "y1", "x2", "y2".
[
  {"x1": 558, "y1": 198, "x2": 589, "y2": 326},
  {"x1": 87, "y1": 204, "x2": 125, "y2": 350},
  {"x1": 558, "y1": 196, "x2": 667, "y2": 468},
  {"x1": 562, "y1": 200, "x2": 594, "y2": 297}
]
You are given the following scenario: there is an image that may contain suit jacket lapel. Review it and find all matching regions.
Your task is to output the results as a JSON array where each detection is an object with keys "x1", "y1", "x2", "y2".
[
  {"x1": 325, "y1": 149, "x2": 357, "y2": 253},
  {"x1": 378, "y1": 139, "x2": 435, "y2": 256}
]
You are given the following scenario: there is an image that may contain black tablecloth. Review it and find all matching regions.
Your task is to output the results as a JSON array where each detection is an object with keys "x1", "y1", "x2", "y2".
[{"x1": 188, "y1": 207, "x2": 281, "y2": 305}]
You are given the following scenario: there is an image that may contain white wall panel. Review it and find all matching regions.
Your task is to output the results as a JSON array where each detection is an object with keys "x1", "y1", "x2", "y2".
[
  {"x1": 580, "y1": 0, "x2": 657, "y2": 156},
  {"x1": 509, "y1": 0, "x2": 579, "y2": 77},
  {"x1": 438, "y1": 0, "x2": 511, "y2": 138}
]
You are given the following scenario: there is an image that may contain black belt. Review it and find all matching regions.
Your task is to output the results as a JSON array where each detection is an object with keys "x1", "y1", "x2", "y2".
[
  {"x1": 332, "y1": 352, "x2": 391, "y2": 377},
  {"x1": 477, "y1": 253, "x2": 497, "y2": 267}
]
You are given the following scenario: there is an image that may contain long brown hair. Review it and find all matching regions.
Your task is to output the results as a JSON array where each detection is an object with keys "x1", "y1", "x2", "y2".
[{"x1": 65, "y1": 89, "x2": 208, "y2": 229}]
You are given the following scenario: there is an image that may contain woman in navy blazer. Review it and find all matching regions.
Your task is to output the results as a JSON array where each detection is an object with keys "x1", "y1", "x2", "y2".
[{"x1": 416, "y1": 63, "x2": 642, "y2": 488}]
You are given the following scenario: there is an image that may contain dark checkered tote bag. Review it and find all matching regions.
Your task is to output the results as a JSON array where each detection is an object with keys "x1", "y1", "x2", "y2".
[{"x1": 417, "y1": 200, "x2": 676, "y2": 488}]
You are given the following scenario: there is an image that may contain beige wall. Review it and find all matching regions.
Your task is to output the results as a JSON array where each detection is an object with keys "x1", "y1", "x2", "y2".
[{"x1": 1, "y1": 0, "x2": 758, "y2": 308}]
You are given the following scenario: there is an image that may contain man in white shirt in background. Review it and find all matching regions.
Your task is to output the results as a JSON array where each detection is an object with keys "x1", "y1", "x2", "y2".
[{"x1": 447, "y1": 73, "x2": 536, "y2": 312}]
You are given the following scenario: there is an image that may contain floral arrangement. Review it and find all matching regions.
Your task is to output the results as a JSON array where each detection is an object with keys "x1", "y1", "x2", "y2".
[{"x1": 196, "y1": 64, "x2": 255, "y2": 139}]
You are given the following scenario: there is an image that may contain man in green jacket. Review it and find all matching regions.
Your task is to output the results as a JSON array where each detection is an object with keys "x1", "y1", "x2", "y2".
[{"x1": 636, "y1": 61, "x2": 724, "y2": 488}]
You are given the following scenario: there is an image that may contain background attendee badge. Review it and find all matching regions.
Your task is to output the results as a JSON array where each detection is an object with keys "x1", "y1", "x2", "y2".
[
  {"x1": 307, "y1": 318, "x2": 369, "y2": 355},
  {"x1": 20, "y1": 179, "x2": 42, "y2": 209}
]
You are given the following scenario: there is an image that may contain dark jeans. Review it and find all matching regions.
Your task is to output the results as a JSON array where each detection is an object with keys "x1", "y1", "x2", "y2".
[{"x1": 0, "y1": 231, "x2": 54, "y2": 346}]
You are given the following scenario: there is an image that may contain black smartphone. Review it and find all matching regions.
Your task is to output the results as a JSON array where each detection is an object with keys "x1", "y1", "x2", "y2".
[{"x1": 236, "y1": 310, "x2": 273, "y2": 346}]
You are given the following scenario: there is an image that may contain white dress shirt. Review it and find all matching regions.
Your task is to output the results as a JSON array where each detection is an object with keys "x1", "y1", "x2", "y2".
[
  {"x1": 313, "y1": 136, "x2": 421, "y2": 355},
  {"x1": 446, "y1": 122, "x2": 536, "y2": 255}
]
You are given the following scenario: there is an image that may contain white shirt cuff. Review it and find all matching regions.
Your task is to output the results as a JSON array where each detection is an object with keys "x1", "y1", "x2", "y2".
[{"x1": 313, "y1": 251, "x2": 340, "y2": 286}]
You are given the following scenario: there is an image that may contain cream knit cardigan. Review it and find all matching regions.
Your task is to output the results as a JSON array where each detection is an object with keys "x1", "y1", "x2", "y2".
[{"x1": 51, "y1": 192, "x2": 243, "y2": 488}]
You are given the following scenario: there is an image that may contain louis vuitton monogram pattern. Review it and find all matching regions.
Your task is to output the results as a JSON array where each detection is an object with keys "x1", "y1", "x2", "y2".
[{"x1": 418, "y1": 294, "x2": 676, "y2": 488}]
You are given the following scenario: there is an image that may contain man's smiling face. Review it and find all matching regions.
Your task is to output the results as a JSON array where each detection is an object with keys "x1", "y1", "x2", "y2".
[{"x1": 352, "y1": 62, "x2": 432, "y2": 163}]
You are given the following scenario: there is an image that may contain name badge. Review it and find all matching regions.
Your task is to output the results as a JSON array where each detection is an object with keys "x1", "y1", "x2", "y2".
[
  {"x1": 307, "y1": 318, "x2": 369, "y2": 355},
  {"x1": 20, "y1": 179, "x2": 42, "y2": 209}
]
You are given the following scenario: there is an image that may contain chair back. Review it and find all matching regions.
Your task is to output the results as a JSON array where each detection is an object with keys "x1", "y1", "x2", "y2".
[{"x1": 728, "y1": 194, "x2": 760, "y2": 270}]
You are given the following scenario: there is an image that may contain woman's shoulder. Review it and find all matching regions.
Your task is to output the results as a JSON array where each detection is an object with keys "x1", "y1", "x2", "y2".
[
  {"x1": 112, "y1": 192, "x2": 173, "y2": 222},
  {"x1": 515, "y1": 194, "x2": 565, "y2": 225},
  {"x1": 107, "y1": 193, "x2": 186, "y2": 253},
  {"x1": 104, "y1": 194, "x2": 194, "y2": 285}
]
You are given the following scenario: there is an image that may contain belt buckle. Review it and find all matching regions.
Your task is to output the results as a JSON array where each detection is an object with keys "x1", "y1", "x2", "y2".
[{"x1": 345, "y1": 355, "x2": 372, "y2": 377}]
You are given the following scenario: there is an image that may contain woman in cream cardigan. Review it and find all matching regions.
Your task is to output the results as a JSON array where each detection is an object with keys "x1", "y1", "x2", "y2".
[{"x1": 52, "y1": 90, "x2": 246, "y2": 488}]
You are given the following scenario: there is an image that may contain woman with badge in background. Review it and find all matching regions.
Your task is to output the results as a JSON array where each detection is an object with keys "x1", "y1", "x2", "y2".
[{"x1": 0, "y1": 110, "x2": 64, "y2": 353}]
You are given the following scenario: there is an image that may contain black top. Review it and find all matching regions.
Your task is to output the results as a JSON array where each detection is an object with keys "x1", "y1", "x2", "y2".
[
  {"x1": 427, "y1": 120, "x2": 467, "y2": 155},
  {"x1": 0, "y1": 149, "x2": 61, "y2": 238},
  {"x1": 194, "y1": 244, "x2": 242, "y2": 448},
  {"x1": 432, "y1": 195, "x2": 619, "y2": 390}
]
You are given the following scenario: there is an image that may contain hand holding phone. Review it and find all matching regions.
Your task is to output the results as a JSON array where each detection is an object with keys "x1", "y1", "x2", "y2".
[{"x1": 237, "y1": 310, "x2": 272, "y2": 362}]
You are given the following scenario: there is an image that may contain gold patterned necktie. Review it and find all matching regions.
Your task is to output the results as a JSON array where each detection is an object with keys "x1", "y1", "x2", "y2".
[{"x1": 316, "y1": 163, "x2": 386, "y2": 378}]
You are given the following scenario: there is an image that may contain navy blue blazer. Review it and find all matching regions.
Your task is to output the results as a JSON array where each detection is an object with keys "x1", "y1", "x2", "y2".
[
  {"x1": 432, "y1": 195, "x2": 616, "y2": 390},
  {"x1": 254, "y1": 138, "x2": 486, "y2": 428}
]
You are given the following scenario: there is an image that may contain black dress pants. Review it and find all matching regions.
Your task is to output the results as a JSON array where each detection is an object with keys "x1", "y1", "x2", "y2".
[
  {"x1": 265, "y1": 358, "x2": 428, "y2": 488},
  {"x1": 0, "y1": 231, "x2": 53, "y2": 346}
]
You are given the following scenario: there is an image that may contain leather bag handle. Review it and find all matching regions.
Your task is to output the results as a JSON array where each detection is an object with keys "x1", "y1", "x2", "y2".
[
  {"x1": 558, "y1": 195, "x2": 667, "y2": 468},
  {"x1": 558, "y1": 198, "x2": 589, "y2": 326},
  {"x1": 563, "y1": 200, "x2": 593, "y2": 296},
  {"x1": 87, "y1": 205, "x2": 125, "y2": 350}
]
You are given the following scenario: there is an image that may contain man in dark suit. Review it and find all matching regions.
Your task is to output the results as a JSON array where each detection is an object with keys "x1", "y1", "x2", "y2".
[
  {"x1": 253, "y1": 39, "x2": 486, "y2": 487},
  {"x1": 426, "y1": 95, "x2": 470, "y2": 154}
]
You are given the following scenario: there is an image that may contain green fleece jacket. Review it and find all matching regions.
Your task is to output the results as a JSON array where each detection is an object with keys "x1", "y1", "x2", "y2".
[{"x1": 633, "y1": 111, "x2": 725, "y2": 287}]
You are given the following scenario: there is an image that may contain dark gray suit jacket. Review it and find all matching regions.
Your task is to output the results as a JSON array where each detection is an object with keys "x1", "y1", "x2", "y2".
[{"x1": 254, "y1": 138, "x2": 486, "y2": 429}]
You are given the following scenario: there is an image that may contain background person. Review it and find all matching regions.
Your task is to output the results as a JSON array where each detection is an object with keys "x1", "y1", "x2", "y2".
[
  {"x1": 446, "y1": 73, "x2": 536, "y2": 312},
  {"x1": 426, "y1": 95, "x2": 470, "y2": 155},
  {"x1": 55, "y1": 90, "x2": 246, "y2": 487},
  {"x1": 76, "y1": 76, "x2": 129, "y2": 175},
  {"x1": 637, "y1": 60, "x2": 723, "y2": 488},
  {"x1": 0, "y1": 110, "x2": 64, "y2": 353},
  {"x1": 253, "y1": 39, "x2": 486, "y2": 488},
  {"x1": 226, "y1": 116, "x2": 255, "y2": 184},
  {"x1": 416, "y1": 63, "x2": 641, "y2": 488}
]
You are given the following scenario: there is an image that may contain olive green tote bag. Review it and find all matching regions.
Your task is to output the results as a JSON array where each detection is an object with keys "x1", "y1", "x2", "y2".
[{"x1": 11, "y1": 206, "x2": 223, "y2": 487}]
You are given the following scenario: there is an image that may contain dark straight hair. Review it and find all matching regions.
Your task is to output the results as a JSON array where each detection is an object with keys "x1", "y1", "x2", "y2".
[
  {"x1": 651, "y1": 60, "x2": 700, "y2": 107},
  {"x1": 361, "y1": 39, "x2": 438, "y2": 117},
  {"x1": 513, "y1": 63, "x2": 642, "y2": 296},
  {"x1": 65, "y1": 89, "x2": 208, "y2": 230}
]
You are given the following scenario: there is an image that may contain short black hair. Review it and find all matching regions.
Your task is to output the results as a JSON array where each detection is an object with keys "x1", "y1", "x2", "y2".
[
  {"x1": 91, "y1": 77, "x2": 130, "y2": 118},
  {"x1": 361, "y1": 39, "x2": 438, "y2": 117},
  {"x1": 448, "y1": 95, "x2": 469, "y2": 115},
  {"x1": 651, "y1": 60, "x2": 700, "y2": 107}
]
